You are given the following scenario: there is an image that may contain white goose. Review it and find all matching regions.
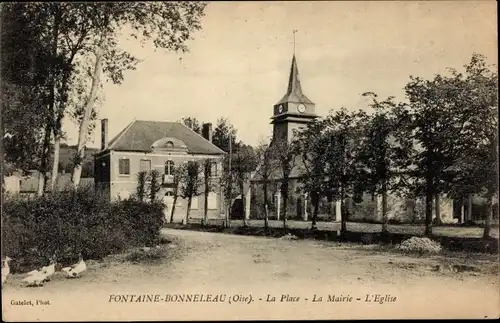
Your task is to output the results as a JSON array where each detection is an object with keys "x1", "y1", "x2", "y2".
[
  {"x1": 21, "y1": 270, "x2": 48, "y2": 287},
  {"x1": 62, "y1": 253, "x2": 87, "y2": 278},
  {"x1": 26, "y1": 254, "x2": 57, "y2": 282},
  {"x1": 2, "y1": 256, "x2": 13, "y2": 286}
]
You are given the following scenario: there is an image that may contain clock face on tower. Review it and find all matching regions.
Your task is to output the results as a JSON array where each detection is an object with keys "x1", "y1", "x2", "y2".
[
  {"x1": 297, "y1": 104, "x2": 306, "y2": 113},
  {"x1": 278, "y1": 104, "x2": 283, "y2": 114}
]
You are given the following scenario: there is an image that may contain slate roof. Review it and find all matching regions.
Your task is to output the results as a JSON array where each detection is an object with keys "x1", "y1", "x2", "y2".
[
  {"x1": 106, "y1": 120, "x2": 225, "y2": 155},
  {"x1": 276, "y1": 55, "x2": 314, "y2": 105}
]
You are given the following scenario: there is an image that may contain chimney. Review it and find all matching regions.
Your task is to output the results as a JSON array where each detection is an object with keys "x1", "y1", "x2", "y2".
[
  {"x1": 202, "y1": 123, "x2": 213, "y2": 142},
  {"x1": 101, "y1": 119, "x2": 108, "y2": 150}
]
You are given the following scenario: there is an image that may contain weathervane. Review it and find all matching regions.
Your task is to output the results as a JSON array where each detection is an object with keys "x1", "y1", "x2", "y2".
[{"x1": 293, "y1": 29, "x2": 298, "y2": 55}]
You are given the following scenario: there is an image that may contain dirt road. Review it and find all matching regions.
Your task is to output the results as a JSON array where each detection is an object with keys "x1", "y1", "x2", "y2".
[{"x1": 2, "y1": 229, "x2": 499, "y2": 321}]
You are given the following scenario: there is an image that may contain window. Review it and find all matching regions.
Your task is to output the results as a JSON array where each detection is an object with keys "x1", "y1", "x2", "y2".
[
  {"x1": 210, "y1": 162, "x2": 217, "y2": 177},
  {"x1": 165, "y1": 160, "x2": 175, "y2": 175},
  {"x1": 140, "y1": 159, "x2": 151, "y2": 173},
  {"x1": 118, "y1": 158, "x2": 130, "y2": 175},
  {"x1": 207, "y1": 192, "x2": 217, "y2": 210},
  {"x1": 190, "y1": 196, "x2": 199, "y2": 210}
]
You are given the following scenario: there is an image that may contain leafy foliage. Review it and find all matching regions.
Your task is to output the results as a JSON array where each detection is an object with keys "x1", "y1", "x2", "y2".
[
  {"x1": 2, "y1": 186, "x2": 165, "y2": 272},
  {"x1": 136, "y1": 171, "x2": 148, "y2": 202},
  {"x1": 148, "y1": 169, "x2": 162, "y2": 202},
  {"x1": 212, "y1": 117, "x2": 239, "y2": 153},
  {"x1": 179, "y1": 161, "x2": 204, "y2": 222},
  {"x1": 181, "y1": 116, "x2": 203, "y2": 134}
]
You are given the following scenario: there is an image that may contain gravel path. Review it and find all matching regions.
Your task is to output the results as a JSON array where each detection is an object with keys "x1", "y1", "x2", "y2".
[{"x1": 2, "y1": 229, "x2": 498, "y2": 321}]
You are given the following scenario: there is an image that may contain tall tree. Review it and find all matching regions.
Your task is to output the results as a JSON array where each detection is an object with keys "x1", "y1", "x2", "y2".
[
  {"x1": 202, "y1": 158, "x2": 216, "y2": 226},
  {"x1": 169, "y1": 163, "x2": 185, "y2": 223},
  {"x1": 67, "y1": 2, "x2": 207, "y2": 188},
  {"x1": 1, "y1": 3, "x2": 55, "y2": 181},
  {"x1": 254, "y1": 137, "x2": 279, "y2": 229},
  {"x1": 212, "y1": 117, "x2": 238, "y2": 153},
  {"x1": 179, "y1": 161, "x2": 204, "y2": 224},
  {"x1": 231, "y1": 145, "x2": 258, "y2": 226},
  {"x1": 220, "y1": 154, "x2": 238, "y2": 228},
  {"x1": 358, "y1": 93, "x2": 408, "y2": 233},
  {"x1": 294, "y1": 119, "x2": 328, "y2": 230},
  {"x1": 273, "y1": 139, "x2": 297, "y2": 230},
  {"x1": 323, "y1": 108, "x2": 367, "y2": 234}
]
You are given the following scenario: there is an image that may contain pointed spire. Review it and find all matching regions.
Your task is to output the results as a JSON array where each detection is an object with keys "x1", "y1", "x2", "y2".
[
  {"x1": 277, "y1": 55, "x2": 314, "y2": 105},
  {"x1": 287, "y1": 55, "x2": 303, "y2": 96}
]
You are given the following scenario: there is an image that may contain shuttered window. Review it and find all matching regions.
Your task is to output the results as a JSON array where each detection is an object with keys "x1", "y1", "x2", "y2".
[{"x1": 118, "y1": 158, "x2": 130, "y2": 175}]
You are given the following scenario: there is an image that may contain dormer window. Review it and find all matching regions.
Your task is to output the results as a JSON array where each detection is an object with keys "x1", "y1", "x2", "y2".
[{"x1": 151, "y1": 137, "x2": 188, "y2": 154}]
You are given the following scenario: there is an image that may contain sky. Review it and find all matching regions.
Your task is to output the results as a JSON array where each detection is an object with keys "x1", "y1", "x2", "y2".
[{"x1": 62, "y1": 1, "x2": 498, "y2": 149}]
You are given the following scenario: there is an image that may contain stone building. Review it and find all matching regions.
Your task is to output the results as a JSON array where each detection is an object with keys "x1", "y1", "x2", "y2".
[{"x1": 94, "y1": 119, "x2": 226, "y2": 222}]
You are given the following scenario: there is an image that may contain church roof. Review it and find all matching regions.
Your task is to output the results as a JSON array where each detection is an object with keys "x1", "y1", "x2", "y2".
[
  {"x1": 106, "y1": 120, "x2": 225, "y2": 155},
  {"x1": 276, "y1": 55, "x2": 314, "y2": 105}
]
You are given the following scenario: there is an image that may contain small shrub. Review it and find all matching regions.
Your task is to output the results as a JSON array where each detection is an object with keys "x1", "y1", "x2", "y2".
[{"x1": 397, "y1": 237, "x2": 443, "y2": 254}]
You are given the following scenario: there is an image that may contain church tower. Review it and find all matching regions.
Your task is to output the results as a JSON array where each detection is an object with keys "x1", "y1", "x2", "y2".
[{"x1": 271, "y1": 55, "x2": 317, "y2": 144}]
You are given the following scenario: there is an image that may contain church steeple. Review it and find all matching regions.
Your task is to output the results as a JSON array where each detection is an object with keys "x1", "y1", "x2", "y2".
[
  {"x1": 276, "y1": 55, "x2": 314, "y2": 105},
  {"x1": 271, "y1": 53, "x2": 317, "y2": 144}
]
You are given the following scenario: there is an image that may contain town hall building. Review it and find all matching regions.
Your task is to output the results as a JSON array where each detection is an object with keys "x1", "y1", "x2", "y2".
[{"x1": 94, "y1": 119, "x2": 226, "y2": 222}]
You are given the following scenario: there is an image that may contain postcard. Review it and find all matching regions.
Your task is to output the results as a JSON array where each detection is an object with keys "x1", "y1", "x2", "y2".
[{"x1": 1, "y1": 1, "x2": 498, "y2": 321}]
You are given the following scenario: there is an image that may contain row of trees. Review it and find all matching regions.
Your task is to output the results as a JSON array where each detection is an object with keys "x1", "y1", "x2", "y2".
[
  {"x1": 2, "y1": 2, "x2": 207, "y2": 194},
  {"x1": 172, "y1": 54, "x2": 497, "y2": 240},
  {"x1": 287, "y1": 54, "x2": 497, "y2": 238}
]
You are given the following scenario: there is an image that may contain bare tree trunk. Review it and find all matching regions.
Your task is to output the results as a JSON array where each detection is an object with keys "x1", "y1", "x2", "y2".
[
  {"x1": 381, "y1": 191, "x2": 388, "y2": 233},
  {"x1": 460, "y1": 198, "x2": 465, "y2": 224},
  {"x1": 170, "y1": 193, "x2": 178, "y2": 223},
  {"x1": 483, "y1": 195, "x2": 493, "y2": 239},
  {"x1": 263, "y1": 181, "x2": 268, "y2": 210},
  {"x1": 281, "y1": 181, "x2": 288, "y2": 230},
  {"x1": 435, "y1": 194, "x2": 442, "y2": 226},
  {"x1": 424, "y1": 180, "x2": 433, "y2": 236},
  {"x1": 50, "y1": 135, "x2": 60, "y2": 191},
  {"x1": 203, "y1": 162, "x2": 209, "y2": 226},
  {"x1": 185, "y1": 196, "x2": 192, "y2": 225},
  {"x1": 340, "y1": 185, "x2": 347, "y2": 233},
  {"x1": 72, "y1": 39, "x2": 104, "y2": 188},
  {"x1": 38, "y1": 124, "x2": 52, "y2": 196},
  {"x1": 225, "y1": 204, "x2": 231, "y2": 228},
  {"x1": 48, "y1": 11, "x2": 60, "y2": 192},
  {"x1": 311, "y1": 193, "x2": 319, "y2": 230},
  {"x1": 241, "y1": 182, "x2": 247, "y2": 227},
  {"x1": 264, "y1": 203, "x2": 269, "y2": 231},
  {"x1": 467, "y1": 195, "x2": 473, "y2": 222}
]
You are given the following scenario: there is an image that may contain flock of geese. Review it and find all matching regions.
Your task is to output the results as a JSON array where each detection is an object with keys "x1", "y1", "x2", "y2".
[{"x1": 1, "y1": 253, "x2": 87, "y2": 287}]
